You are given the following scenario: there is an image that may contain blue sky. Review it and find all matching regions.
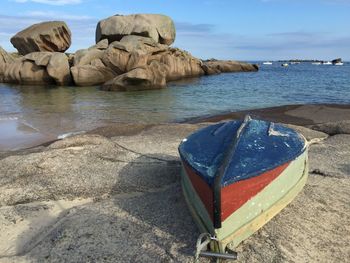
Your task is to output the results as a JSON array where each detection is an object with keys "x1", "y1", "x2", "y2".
[{"x1": 0, "y1": 0, "x2": 349, "y2": 60}]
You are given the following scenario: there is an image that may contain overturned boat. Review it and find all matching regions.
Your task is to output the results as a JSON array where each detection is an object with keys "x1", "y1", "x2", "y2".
[{"x1": 178, "y1": 117, "x2": 308, "y2": 258}]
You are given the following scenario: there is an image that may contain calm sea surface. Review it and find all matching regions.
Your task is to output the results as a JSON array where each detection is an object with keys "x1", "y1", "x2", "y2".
[{"x1": 1, "y1": 62, "x2": 350, "y2": 149}]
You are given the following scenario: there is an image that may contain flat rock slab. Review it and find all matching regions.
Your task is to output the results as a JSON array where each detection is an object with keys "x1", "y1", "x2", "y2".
[
  {"x1": 195, "y1": 104, "x2": 350, "y2": 126},
  {"x1": 0, "y1": 199, "x2": 91, "y2": 257},
  {"x1": 309, "y1": 134, "x2": 350, "y2": 178},
  {"x1": 286, "y1": 105, "x2": 350, "y2": 124},
  {"x1": 233, "y1": 174, "x2": 350, "y2": 263},
  {"x1": 2, "y1": 186, "x2": 197, "y2": 263},
  {"x1": 310, "y1": 120, "x2": 350, "y2": 135},
  {"x1": 0, "y1": 123, "x2": 349, "y2": 262},
  {"x1": 0, "y1": 124, "x2": 204, "y2": 206},
  {"x1": 1, "y1": 175, "x2": 349, "y2": 263}
]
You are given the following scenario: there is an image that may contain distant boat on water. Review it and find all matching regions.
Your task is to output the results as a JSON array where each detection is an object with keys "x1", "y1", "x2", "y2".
[
  {"x1": 281, "y1": 63, "x2": 289, "y2": 67},
  {"x1": 323, "y1": 61, "x2": 332, "y2": 65},
  {"x1": 332, "y1": 58, "x2": 343, "y2": 66},
  {"x1": 263, "y1": 61, "x2": 273, "y2": 65},
  {"x1": 312, "y1": 62, "x2": 321, "y2": 65}
]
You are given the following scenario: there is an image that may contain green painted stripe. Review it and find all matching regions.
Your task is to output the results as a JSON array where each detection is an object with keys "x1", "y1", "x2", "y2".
[
  {"x1": 215, "y1": 151, "x2": 308, "y2": 248},
  {"x1": 181, "y1": 150, "x2": 308, "y2": 252},
  {"x1": 181, "y1": 167, "x2": 215, "y2": 235}
]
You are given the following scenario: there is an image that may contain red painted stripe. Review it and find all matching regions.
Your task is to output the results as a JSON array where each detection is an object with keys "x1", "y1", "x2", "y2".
[
  {"x1": 221, "y1": 162, "x2": 290, "y2": 221},
  {"x1": 183, "y1": 162, "x2": 214, "y2": 222}
]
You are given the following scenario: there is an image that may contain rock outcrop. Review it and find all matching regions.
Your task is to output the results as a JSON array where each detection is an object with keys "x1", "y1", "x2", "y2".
[
  {"x1": 10, "y1": 21, "x2": 71, "y2": 55},
  {"x1": 71, "y1": 65, "x2": 116, "y2": 87},
  {"x1": 3, "y1": 52, "x2": 72, "y2": 85},
  {"x1": 96, "y1": 14, "x2": 176, "y2": 45},
  {"x1": 0, "y1": 46, "x2": 14, "y2": 82},
  {"x1": 150, "y1": 47, "x2": 205, "y2": 81},
  {"x1": 74, "y1": 35, "x2": 205, "y2": 88},
  {"x1": 0, "y1": 14, "x2": 258, "y2": 89},
  {"x1": 71, "y1": 40, "x2": 117, "y2": 86},
  {"x1": 102, "y1": 60, "x2": 167, "y2": 91},
  {"x1": 46, "y1": 53, "x2": 72, "y2": 85},
  {"x1": 310, "y1": 120, "x2": 350, "y2": 135},
  {"x1": 202, "y1": 59, "x2": 259, "y2": 75}
]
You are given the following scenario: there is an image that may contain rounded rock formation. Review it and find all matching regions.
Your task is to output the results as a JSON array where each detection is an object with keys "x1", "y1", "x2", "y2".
[
  {"x1": 0, "y1": 46, "x2": 14, "y2": 82},
  {"x1": 102, "y1": 60, "x2": 167, "y2": 91},
  {"x1": 10, "y1": 21, "x2": 72, "y2": 55},
  {"x1": 3, "y1": 52, "x2": 72, "y2": 86},
  {"x1": 70, "y1": 42, "x2": 116, "y2": 86},
  {"x1": 0, "y1": 14, "x2": 259, "y2": 90},
  {"x1": 96, "y1": 14, "x2": 176, "y2": 46}
]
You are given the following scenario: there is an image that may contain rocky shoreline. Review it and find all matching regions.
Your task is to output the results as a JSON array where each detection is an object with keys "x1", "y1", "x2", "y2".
[
  {"x1": 0, "y1": 104, "x2": 349, "y2": 262},
  {"x1": 0, "y1": 14, "x2": 258, "y2": 91},
  {"x1": 187, "y1": 103, "x2": 350, "y2": 126}
]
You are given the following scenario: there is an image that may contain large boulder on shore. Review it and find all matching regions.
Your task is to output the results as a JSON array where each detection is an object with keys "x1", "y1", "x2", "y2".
[
  {"x1": 102, "y1": 41, "x2": 132, "y2": 74},
  {"x1": 102, "y1": 60, "x2": 167, "y2": 91},
  {"x1": 1, "y1": 15, "x2": 259, "y2": 89},
  {"x1": 102, "y1": 36, "x2": 167, "y2": 75},
  {"x1": 3, "y1": 52, "x2": 72, "y2": 85},
  {"x1": 96, "y1": 14, "x2": 176, "y2": 46},
  {"x1": 46, "y1": 53, "x2": 72, "y2": 85},
  {"x1": 70, "y1": 42, "x2": 117, "y2": 86},
  {"x1": 10, "y1": 21, "x2": 71, "y2": 55},
  {"x1": 100, "y1": 37, "x2": 204, "y2": 91},
  {"x1": 150, "y1": 47, "x2": 205, "y2": 81},
  {"x1": 0, "y1": 46, "x2": 14, "y2": 65},
  {"x1": 71, "y1": 64, "x2": 116, "y2": 86},
  {"x1": 70, "y1": 35, "x2": 205, "y2": 89},
  {"x1": 0, "y1": 46, "x2": 14, "y2": 82}
]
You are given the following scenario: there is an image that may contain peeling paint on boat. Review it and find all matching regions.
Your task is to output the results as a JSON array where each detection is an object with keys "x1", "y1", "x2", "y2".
[{"x1": 179, "y1": 117, "x2": 308, "y2": 252}]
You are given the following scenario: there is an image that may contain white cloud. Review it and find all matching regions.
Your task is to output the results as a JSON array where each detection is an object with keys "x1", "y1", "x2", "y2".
[
  {"x1": 25, "y1": 11, "x2": 92, "y2": 20},
  {"x1": 14, "y1": 0, "x2": 82, "y2": 5}
]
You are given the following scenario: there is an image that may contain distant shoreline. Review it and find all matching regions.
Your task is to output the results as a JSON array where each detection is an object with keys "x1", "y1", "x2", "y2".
[
  {"x1": 204, "y1": 59, "x2": 349, "y2": 62},
  {"x1": 277, "y1": 60, "x2": 335, "y2": 63}
]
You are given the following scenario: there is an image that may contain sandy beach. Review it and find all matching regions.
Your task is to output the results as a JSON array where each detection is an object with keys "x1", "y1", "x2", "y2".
[{"x1": 0, "y1": 103, "x2": 349, "y2": 262}]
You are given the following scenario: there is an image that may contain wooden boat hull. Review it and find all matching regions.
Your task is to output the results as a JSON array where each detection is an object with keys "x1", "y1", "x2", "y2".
[{"x1": 181, "y1": 148, "x2": 308, "y2": 251}]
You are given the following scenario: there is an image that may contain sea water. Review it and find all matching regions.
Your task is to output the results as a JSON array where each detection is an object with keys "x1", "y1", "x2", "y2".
[{"x1": 1, "y1": 62, "x2": 349, "y2": 150}]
